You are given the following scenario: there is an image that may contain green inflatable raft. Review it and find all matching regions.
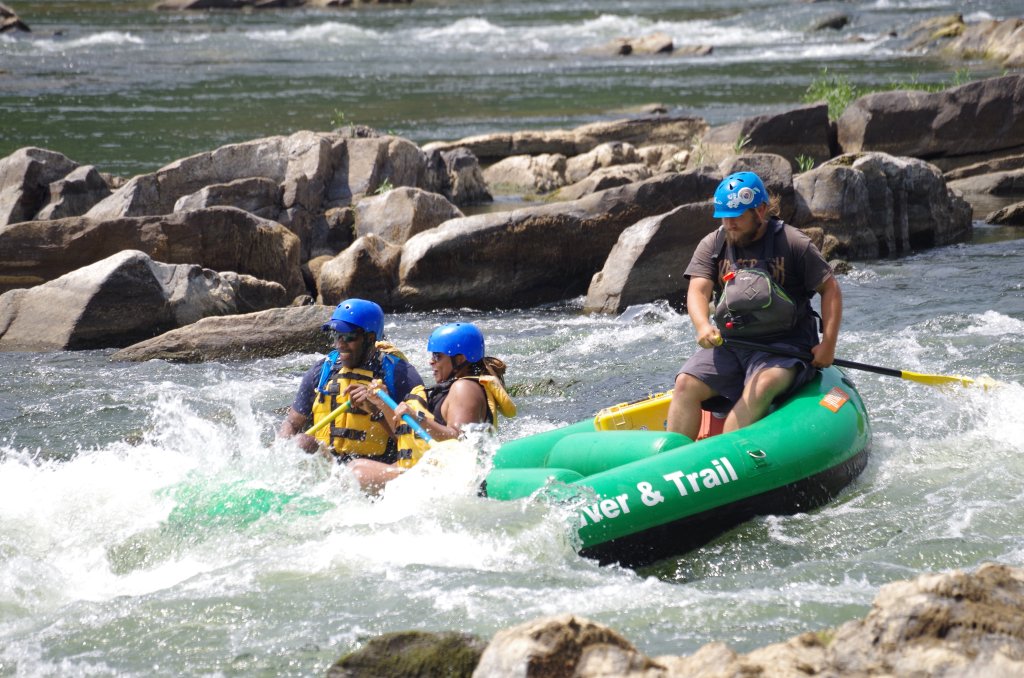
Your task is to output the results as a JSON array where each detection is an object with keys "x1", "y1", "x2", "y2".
[{"x1": 483, "y1": 366, "x2": 871, "y2": 567}]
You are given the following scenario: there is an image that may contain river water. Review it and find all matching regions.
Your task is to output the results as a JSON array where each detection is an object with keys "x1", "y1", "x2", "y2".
[
  {"x1": 2, "y1": 0, "x2": 1024, "y2": 675},
  {"x1": 1, "y1": 0, "x2": 1019, "y2": 177},
  {"x1": 1, "y1": 223, "x2": 1023, "y2": 675}
]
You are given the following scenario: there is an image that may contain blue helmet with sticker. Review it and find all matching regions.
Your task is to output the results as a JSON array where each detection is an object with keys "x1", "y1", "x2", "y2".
[
  {"x1": 427, "y1": 322, "x2": 485, "y2": 363},
  {"x1": 713, "y1": 171, "x2": 768, "y2": 217},
  {"x1": 321, "y1": 298, "x2": 385, "y2": 338}
]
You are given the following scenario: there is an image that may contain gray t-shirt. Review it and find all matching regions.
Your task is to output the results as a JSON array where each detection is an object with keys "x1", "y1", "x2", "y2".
[
  {"x1": 686, "y1": 218, "x2": 832, "y2": 303},
  {"x1": 684, "y1": 217, "x2": 833, "y2": 344}
]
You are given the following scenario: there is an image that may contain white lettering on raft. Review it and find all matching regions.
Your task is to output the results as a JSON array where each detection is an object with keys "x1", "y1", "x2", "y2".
[
  {"x1": 579, "y1": 493, "x2": 631, "y2": 526},
  {"x1": 664, "y1": 457, "x2": 738, "y2": 497},
  {"x1": 577, "y1": 457, "x2": 739, "y2": 528}
]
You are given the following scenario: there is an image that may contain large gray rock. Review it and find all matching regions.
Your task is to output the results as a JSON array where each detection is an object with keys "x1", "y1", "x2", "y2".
[
  {"x1": 173, "y1": 176, "x2": 281, "y2": 219},
  {"x1": 327, "y1": 631, "x2": 486, "y2": 678},
  {"x1": 463, "y1": 564, "x2": 1024, "y2": 678},
  {"x1": 637, "y1": 144, "x2": 686, "y2": 171},
  {"x1": 85, "y1": 133, "x2": 303, "y2": 219},
  {"x1": 987, "y1": 201, "x2": 1024, "y2": 226},
  {"x1": 0, "y1": 250, "x2": 284, "y2": 351},
  {"x1": 820, "y1": 563, "x2": 1024, "y2": 676},
  {"x1": 396, "y1": 170, "x2": 721, "y2": 310},
  {"x1": 584, "y1": 202, "x2": 716, "y2": 315},
  {"x1": 35, "y1": 165, "x2": 111, "y2": 221},
  {"x1": 110, "y1": 304, "x2": 333, "y2": 363},
  {"x1": 427, "y1": 130, "x2": 576, "y2": 166},
  {"x1": 337, "y1": 136, "x2": 428, "y2": 205},
  {"x1": 573, "y1": 117, "x2": 708, "y2": 158},
  {"x1": 472, "y1": 615, "x2": 652, "y2": 678},
  {"x1": 353, "y1": 186, "x2": 463, "y2": 245},
  {"x1": 82, "y1": 131, "x2": 431, "y2": 260},
  {"x1": 0, "y1": 147, "x2": 79, "y2": 226},
  {"x1": 424, "y1": 116, "x2": 708, "y2": 165},
  {"x1": 424, "y1": 147, "x2": 493, "y2": 207},
  {"x1": 941, "y1": 17, "x2": 1024, "y2": 69},
  {"x1": 317, "y1": 234, "x2": 401, "y2": 306},
  {"x1": 792, "y1": 153, "x2": 972, "y2": 260},
  {"x1": 701, "y1": 104, "x2": 833, "y2": 169},
  {"x1": 565, "y1": 142, "x2": 641, "y2": 184},
  {"x1": 0, "y1": 207, "x2": 306, "y2": 298},
  {"x1": 943, "y1": 153, "x2": 1024, "y2": 181},
  {"x1": 837, "y1": 75, "x2": 1024, "y2": 170},
  {"x1": 551, "y1": 163, "x2": 653, "y2": 203},
  {"x1": 947, "y1": 168, "x2": 1024, "y2": 220},
  {"x1": 482, "y1": 154, "x2": 568, "y2": 194}
]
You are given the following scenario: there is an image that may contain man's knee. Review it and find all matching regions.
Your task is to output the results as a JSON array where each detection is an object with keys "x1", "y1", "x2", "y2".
[
  {"x1": 745, "y1": 367, "x2": 796, "y2": 402},
  {"x1": 673, "y1": 373, "x2": 713, "y2": 402}
]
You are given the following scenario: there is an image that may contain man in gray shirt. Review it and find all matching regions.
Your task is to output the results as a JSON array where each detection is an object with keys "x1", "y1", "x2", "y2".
[{"x1": 665, "y1": 171, "x2": 842, "y2": 439}]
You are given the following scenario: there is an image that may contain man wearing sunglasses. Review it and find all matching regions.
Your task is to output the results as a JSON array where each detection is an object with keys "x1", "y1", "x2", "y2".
[{"x1": 277, "y1": 298, "x2": 430, "y2": 491}]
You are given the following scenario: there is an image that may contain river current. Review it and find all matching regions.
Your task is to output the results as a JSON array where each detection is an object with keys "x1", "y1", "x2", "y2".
[
  {"x1": 2, "y1": 0, "x2": 1024, "y2": 675},
  {"x1": 1, "y1": 224, "x2": 1023, "y2": 675},
  {"x1": 1, "y1": 0, "x2": 1020, "y2": 176}
]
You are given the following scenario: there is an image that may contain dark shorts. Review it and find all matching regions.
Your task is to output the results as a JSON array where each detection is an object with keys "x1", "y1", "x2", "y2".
[{"x1": 678, "y1": 342, "x2": 818, "y2": 405}]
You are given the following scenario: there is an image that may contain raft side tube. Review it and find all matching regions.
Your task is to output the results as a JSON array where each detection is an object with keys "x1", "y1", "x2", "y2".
[
  {"x1": 491, "y1": 419, "x2": 594, "y2": 469},
  {"x1": 483, "y1": 467, "x2": 585, "y2": 500},
  {"x1": 545, "y1": 431, "x2": 693, "y2": 477},
  {"x1": 580, "y1": 445, "x2": 871, "y2": 567}
]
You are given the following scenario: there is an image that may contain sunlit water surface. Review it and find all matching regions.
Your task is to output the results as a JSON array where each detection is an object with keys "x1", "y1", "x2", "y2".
[
  {"x1": 2, "y1": 0, "x2": 1024, "y2": 673},
  {"x1": 1, "y1": 226, "x2": 1022, "y2": 676},
  {"x1": 1, "y1": 0, "x2": 1018, "y2": 176}
]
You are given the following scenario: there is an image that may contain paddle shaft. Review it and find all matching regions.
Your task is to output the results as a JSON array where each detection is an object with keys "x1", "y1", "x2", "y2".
[
  {"x1": 722, "y1": 338, "x2": 903, "y2": 378},
  {"x1": 304, "y1": 400, "x2": 352, "y2": 436},
  {"x1": 375, "y1": 389, "x2": 434, "y2": 443}
]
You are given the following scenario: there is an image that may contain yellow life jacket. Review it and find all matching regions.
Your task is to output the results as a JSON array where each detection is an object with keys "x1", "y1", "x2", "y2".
[
  {"x1": 309, "y1": 342, "x2": 431, "y2": 467},
  {"x1": 460, "y1": 375, "x2": 517, "y2": 429}
]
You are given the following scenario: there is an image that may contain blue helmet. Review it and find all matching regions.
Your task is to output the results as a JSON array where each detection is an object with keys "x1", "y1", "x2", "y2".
[
  {"x1": 322, "y1": 298, "x2": 385, "y2": 337},
  {"x1": 713, "y1": 171, "x2": 768, "y2": 217},
  {"x1": 427, "y1": 322, "x2": 485, "y2": 363}
]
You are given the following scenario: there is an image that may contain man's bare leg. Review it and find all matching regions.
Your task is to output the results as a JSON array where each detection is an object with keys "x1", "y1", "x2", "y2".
[
  {"x1": 666, "y1": 373, "x2": 716, "y2": 440},
  {"x1": 723, "y1": 366, "x2": 796, "y2": 433}
]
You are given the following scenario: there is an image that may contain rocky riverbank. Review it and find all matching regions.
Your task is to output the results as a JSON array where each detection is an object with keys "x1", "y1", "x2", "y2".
[
  {"x1": 1, "y1": 66, "x2": 1023, "y2": 356},
  {"x1": 325, "y1": 562, "x2": 1024, "y2": 677}
]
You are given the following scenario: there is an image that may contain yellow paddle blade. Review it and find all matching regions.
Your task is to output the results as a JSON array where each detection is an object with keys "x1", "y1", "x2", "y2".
[{"x1": 900, "y1": 371, "x2": 1000, "y2": 390}]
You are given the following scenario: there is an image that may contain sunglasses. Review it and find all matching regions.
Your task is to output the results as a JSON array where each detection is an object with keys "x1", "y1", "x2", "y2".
[
  {"x1": 430, "y1": 352, "x2": 449, "y2": 363},
  {"x1": 329, "y1": 330, "x2": 363, "y2": 343}
]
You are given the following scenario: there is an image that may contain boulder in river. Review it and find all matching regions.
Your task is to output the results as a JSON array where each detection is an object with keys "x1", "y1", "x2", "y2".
[
  {"x1": 335, "y1": 563, "x2": 1024, "y2": 678},
  {"x1": 837, "y1": 74, "x2": 1024, "y2": 173},
  {"x1": 110, "y1": 304, "x2": 333, "y2": 363},
  {"x1": 0, "y1": 250, "x2": 287, "y2": 352},
  {"x1": 0, "y1": 207, "x2": 305, "y2": 298},
  {"x1": 396, "y1": 169, "x2": 721, "y2": 311}
]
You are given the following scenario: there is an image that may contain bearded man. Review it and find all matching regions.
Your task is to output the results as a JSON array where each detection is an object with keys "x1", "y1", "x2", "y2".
[{"x1": 666, "y1": 172, "x2": 843, "y2": 439}]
